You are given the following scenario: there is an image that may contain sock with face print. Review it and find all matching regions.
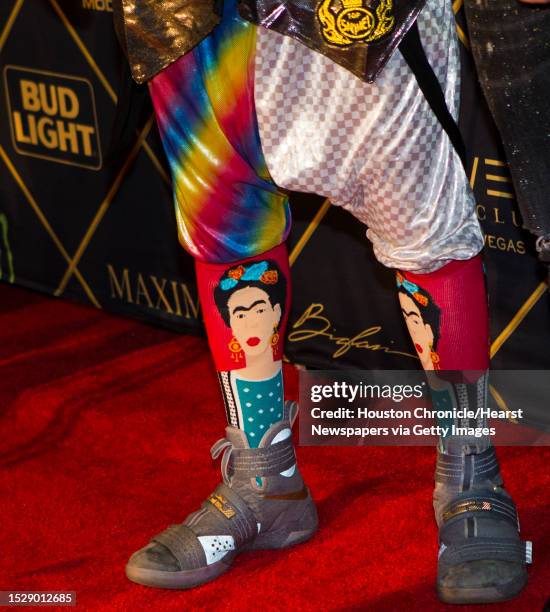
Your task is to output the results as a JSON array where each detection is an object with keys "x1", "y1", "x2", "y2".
[
  {"x1": 195, "y1": 243, "x2": 291, "y2": 449},
  {"x1": 397, "y1": 254, "x2": 498, "y2": 522},
  {"x1": 396, "y1": 254, "x2": 492, "y2": 453},
  {"x1": 396, "y1": 254, "x2": 489, "y2": 373}
]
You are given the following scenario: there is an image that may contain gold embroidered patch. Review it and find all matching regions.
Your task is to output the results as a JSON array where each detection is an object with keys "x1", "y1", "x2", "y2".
[
  {"x1": 317, "y1": 0, "x2": 395, "y2": 47},
  {"x1": 209, "y1": 494, "x2": 237, "y2": 519}
]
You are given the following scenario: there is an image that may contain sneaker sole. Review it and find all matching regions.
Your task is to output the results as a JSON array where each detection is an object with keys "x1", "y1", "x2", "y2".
[{"x1": 437, "y1": 569, "x2": 528, "y2": 605}]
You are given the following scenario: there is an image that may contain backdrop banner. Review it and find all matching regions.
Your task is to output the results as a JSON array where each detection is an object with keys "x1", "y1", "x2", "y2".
[{"x1": 1, "y1": 0, "x2": 549, "y2": 384}]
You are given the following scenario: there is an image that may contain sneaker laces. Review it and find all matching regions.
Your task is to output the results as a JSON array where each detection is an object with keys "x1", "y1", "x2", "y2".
[
  {"x1": 287, "y1": 400, "x2": 299, "y2": 428},
  {"x1": 210, "y1": 438, "x2": 233, "y2": 486}
]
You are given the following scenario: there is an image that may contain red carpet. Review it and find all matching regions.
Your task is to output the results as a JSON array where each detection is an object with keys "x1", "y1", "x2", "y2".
[{"x1": 1, "y1": 283, "x2": 549, "y2": 611}]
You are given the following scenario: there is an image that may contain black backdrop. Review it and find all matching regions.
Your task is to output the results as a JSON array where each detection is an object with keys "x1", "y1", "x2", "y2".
[{"x1": 1, "y1": 0, "x2": 549, "y2": 373}]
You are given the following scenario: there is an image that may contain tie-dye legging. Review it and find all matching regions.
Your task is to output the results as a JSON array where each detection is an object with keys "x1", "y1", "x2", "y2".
[{"x1": 147, "y1": 0, "x2": 289, "y2": 264}]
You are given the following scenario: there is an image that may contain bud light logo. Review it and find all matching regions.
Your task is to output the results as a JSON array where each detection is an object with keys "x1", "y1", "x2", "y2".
[{"x1": 4, "y1": 65, "x2": 102, "y2": 170}]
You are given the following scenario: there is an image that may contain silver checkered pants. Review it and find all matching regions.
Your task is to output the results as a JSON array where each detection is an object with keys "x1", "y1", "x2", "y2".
[{"x1": 254, "y1": 0, "x2": 484, "y2": 273}]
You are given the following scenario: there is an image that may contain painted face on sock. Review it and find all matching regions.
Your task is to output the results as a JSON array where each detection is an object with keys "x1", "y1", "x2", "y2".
[
  {"x1": 227, "y1": 286, "x2": 281, "y2": 358},
  {"x1": 399, "y1": 293, "x2": 436, "y2": 370}
]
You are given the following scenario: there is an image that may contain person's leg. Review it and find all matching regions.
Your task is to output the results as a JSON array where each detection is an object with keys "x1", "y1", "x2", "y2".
[
  {"x1": 253, "y1": 0, "x2": 530, "y2": 602},
  {"x1": 396, "y1": 256, "x2": 491, "y2": 473},
  {"x1": 195, "y1": 245, "x2": 291, "y2": 447},
  {"x1": 396, "y1": 255, "x2": 491, "y2": 507},
  {"x1": 125, "y1": 0, "x2": 317, "y2": 589},
  {"x1": 126, "y1": 244, "x2": 317, "y2": 590},
  {"x1": 369, "y1": 1, "x2": 530, "y2": 597},
  {"x1": 397, "y1": 256, "x2": 531, "y2": 604}
]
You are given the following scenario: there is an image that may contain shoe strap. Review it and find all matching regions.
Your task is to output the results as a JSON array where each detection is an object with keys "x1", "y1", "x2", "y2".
[
  {"x1": 197, "y1": 482, "x2": 258, "y2": 547},
  {"x1": 438, "y1": 538, "x2": 531, "y2": 573},
  {"x1": 152, "y1": 524, "x2": 208, "y2": 570},
  {"x1": 435, "y1": 446, "x2": 501, "y2": 487},
  {"x1": 440, "y1": 490, "x2": 519, "y2": 531},
  {"x1": 210, "y1": 436, "x2": 296, "y2": 485}
]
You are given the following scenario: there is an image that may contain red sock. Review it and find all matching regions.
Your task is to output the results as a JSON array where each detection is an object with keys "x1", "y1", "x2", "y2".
[
  {"x1": 397, "y1": 254, "x2": 489, "y2": 371},
  {"x1": 194, "y1": 244, "x2": 291, "y2": 440}
]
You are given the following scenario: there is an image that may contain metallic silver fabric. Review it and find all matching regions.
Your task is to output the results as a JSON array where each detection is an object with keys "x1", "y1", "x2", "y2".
[
  {"x1": 254, "y1": 0, "x2": 484, "y2": 273},
  {"x1": 112, "y1": 0, "x2": 220, "y2": 83}
]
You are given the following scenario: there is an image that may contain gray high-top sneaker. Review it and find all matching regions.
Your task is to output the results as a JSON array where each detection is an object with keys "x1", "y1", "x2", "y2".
[
  {"x1": 427, "y1": 372, "x2": 532, "y2": 604},
  {"x1": 125, "y1": 402, "x2": 318, "y2": 589}
]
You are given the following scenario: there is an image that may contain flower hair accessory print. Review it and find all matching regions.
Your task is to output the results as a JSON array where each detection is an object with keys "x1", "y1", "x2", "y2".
[
  {"x1": 220, "y1": 261, "x2": 278, "y2": 290},
  {"x1": 396, "y1": 272, "x2": 429, "y2": 306}
]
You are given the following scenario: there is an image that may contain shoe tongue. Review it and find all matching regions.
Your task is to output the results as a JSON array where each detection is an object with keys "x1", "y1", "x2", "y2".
[{"x1": 224, "y1": 426, "x2": 250, "y2": 449}]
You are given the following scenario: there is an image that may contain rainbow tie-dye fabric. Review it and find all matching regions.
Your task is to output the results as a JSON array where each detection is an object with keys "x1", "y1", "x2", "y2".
[{"x1": 148, "y1": 0, "x2": 290, "y2": 264}]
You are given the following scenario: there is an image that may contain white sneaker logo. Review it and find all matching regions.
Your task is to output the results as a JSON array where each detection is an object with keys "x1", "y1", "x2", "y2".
[{"x1": 198, "y1": 535, "x2": 235, "y2": 565}]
